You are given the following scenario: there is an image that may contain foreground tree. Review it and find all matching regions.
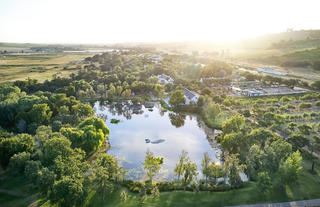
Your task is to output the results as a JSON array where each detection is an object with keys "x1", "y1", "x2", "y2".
[
  {"x1": 208, "y1": 161, "x2": 223, "y2": 184},
  {"x1": 144, "y1": 150, "x2": 163, "y2": 183},
  {"x1": 257, "y1": 171, "x2": 272, "y2": 195},
  {"x1": 201, "y1": 152, "x2": 211, "y2": 185},
  {"x1": 0, "y1": 134, "x2": 35, "y2": 167},
  {"x1": 174, "y1": 150, "x2": 188, "y2": 181},
  {"x1": 169, "y1": 90, "x2": 186, "y2": 107},
  {"x1": 182, "y1": 159, "x2": 198, "y2": 191},
  {"x1": 278, "y1": 151, "x2": 302, "y2": 185},
  {"x1": 50, "y1": 176, "x2": 85, "y2": 207},
  {"x1": 246, "y1": 144, "x2": 264, "y2": 181},
  {"x1": 224, "y1": 154, "x2": 245, "y2": 188},
  {"x1": 287, "y1": 134, "x2": 309, "y2": 151},
  {"x1": 222, "y1": 115, "x2": 245, "y2": 134},
  {"x1": 78, "y1": 117, "x2": 110, "y2": 153}
]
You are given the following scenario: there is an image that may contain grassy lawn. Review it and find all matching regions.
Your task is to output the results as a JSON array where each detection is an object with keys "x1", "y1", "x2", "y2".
[
  {"x1": 0, "y1": 171, "x2": 39, "y2": 207},
  {"x1": 0, "y1": 53, "x2": 93, "y2": 82}
]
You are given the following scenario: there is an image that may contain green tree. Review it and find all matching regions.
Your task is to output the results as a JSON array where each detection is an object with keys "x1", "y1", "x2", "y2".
[
  {"x1": 222, "y1": 115, "x2": 245, "y2": 134},
  {"x1": 278, "y1": 151, "x2": 302, "y2": 185},
  {"x1": 288, "y1": 122, "x2": 297, "y2": 132},
  {"x1": 51, "y1": 176, "x2": 85, "y2": 207},
  {"x1": 41, "y1": 137, "x2": 73, "y2": 166},
  {"x1": 224, "y1": 154, "x2": 245, "y2": 188},
  {"x1": 144, "y1": 150, "x2": 163, "y2": 183},
  {"x1": 71, "y1": 103, "x2": 94, "y2": 118},
  {"x1": 0, "y1": 134, "x2": 35, "y2": 167},
  {"x1": 169, "y1": 90, "x2": 186, "y2": 107},
  {"x1": 246, "y1": 144, "x2": 264, "y2": 181},
  {"x1": 60, "y1": 127, "x2": 84, "y2": 148},
  {"x1": 264, "y1": 139, "x2": 292, "y2": 173},
  {"x1": 94, "y1": 166, "x2": 114, "y2": 201},
  {"x1": 287, "y1": 134, "x2": 309, "y2": 151},
  {"x1": 298, "y1": 124, "x2": 312, "y2": 136},
  {"x1": 208, "y1": 161, "x2": 223, "y2": 184},
  {"x1": 28, "y1": 103, "x2": 53, "y2": 125},
  {"x1": 201, "y1": 152, "x2": 211, "y2": 185},
  {"x1": 206, "y1": 102, "x2": 221, "y2": 120},
  {"x1": 95, "y1": 154, "x2": 124, "y2": 182},
  {"x1": 78, "y1": 117, "x2": 110, "y2": 153},
  {"x1": 34, "y1": 125, "x2": 52, "y2": 146},
  {"x1": 8, "y1": 152, "x2": 31, "y2": 175},
  {"x1": 174, "y1": 150, "x2": 188, "y2": 181},
  {"x1": 108, "y1": 83, "x2": 116, "y2": 97},
  {"x1": 38, "y1": 167, "x2": 56, "y2": 196},
  {"x1": 182, "y1": 159, "x2": 198, "y2": 190},
  {"x1": 257, "y1": 171, "x2": 272, "y2": 195},
  {"x1": 25, "y1": 160, "x2": 42, "y2": 184},
  {"x1": 116, "y1": 85, "x2": 123, "y2": 96}
]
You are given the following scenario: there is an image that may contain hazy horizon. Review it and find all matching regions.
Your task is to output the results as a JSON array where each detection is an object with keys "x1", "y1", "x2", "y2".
[{"x1": 1, "y1": 0, "x2": 320, "y2": 44}]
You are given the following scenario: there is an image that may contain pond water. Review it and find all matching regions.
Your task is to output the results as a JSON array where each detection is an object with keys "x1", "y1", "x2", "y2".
[{"x1": 93, "y1": 101, "x2": 222, "y2": 181}]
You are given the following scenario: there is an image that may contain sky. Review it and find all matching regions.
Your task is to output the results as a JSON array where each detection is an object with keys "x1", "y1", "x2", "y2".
[{"x1": 1, "y1": 0, "x2": 320, "y2": 44}]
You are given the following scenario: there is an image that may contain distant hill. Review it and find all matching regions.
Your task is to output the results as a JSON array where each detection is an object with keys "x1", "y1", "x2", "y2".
[
  {"x1": 259, "y1": 47, "x2": 320, "y2": 70},
  {"x1": 239, "y1": 30, "x2": 320, "y2": 49}
]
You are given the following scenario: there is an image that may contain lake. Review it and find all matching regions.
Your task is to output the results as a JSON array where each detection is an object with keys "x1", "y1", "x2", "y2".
[{"x1": 93, "y1": 101, "x2": 221, "y2": 181}]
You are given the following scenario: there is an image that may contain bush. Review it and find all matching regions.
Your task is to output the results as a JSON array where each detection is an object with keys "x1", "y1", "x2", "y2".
[
  {"x1": 122, "y1": 180, "x2": 144, "y2": 193},
  {"x1": 299, "y1": 102, "x2": 312, "y2": 109},
  {"x1": 316, "y1": 101, "x2": 320, "y2": 106},
  {"x1": 156, "y1": 182, "x2": 176, "y2": 192},
  {"x1": 300, "y1": 93, "x2": 319, "y2": 100},
  {"x1": 287, "y1": 104, "x2": 295, "y2": 109},
  {"x1": 242, "y1": 109, "x2": 251, "y2": 117},
  {"x1": 9, "y1": 152, "x2": 31, "y2": 174}
]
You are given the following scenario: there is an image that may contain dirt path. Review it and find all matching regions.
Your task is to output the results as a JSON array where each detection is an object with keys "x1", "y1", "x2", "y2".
[
  {"x1": 0, "y1": 188, "x2": 23, "y2": 196},
  {"x1": 227, "y1": 198, "x2": 320, "y2": 207}
]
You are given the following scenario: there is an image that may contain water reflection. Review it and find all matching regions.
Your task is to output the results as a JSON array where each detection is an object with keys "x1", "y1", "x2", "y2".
[
  {"x1": 168, "y1": 113, "x2": 186, "y2": 128},
  {"x1": 93, "y1": 101, "x2": 221, "y2": 181}
]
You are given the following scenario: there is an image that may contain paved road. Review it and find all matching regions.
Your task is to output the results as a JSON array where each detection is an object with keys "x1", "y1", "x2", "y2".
[{"x1": 227, "y1": 199, "x2": 320, "y2": 207}]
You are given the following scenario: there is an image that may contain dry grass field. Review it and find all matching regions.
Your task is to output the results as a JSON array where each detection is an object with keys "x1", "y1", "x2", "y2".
[{"x1": 0, "y1": 52, "x2": 93, "y2": 82}]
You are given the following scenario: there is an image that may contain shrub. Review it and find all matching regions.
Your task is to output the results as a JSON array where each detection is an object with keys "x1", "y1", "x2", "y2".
[
  {"x1": 242, "y1": 109, "x2": 251, "y2": 117},
  {"x1": 299, "y1": 102, "x2": 312, "y2": 109},
  {"x1": 9, "y1": 152, "x2": 31, "y2": 174}
]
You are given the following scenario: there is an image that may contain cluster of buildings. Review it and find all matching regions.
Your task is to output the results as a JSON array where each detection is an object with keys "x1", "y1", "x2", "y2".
[
  {"x1": 155, "y1": 74, "x2": 199, "y2": 105},
  {"x1": 231, "y1": 81, "x2": 308, "y2": 97}
]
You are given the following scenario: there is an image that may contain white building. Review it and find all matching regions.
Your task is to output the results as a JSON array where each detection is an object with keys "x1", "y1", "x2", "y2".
[
  {"x1": 151, "y1": 55, "x2": 163, "y2": 61},
  {"x1": 184, "y1": 88, "x2": 200, "y2": 104},
  {"x1": 257, "y1": 67, "x2": 287, "y2": 76},
  {"x1": 157, "y1": 74, "x2": 174, "y2": 85}
]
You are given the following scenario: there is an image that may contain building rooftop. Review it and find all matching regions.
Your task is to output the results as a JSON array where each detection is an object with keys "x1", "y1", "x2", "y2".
[{"x1": 184, "y1": 88, "x2": 199, "y2": 100}]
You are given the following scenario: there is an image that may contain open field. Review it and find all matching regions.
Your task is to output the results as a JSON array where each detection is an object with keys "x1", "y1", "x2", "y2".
[{"x1": 0, "y1": 53, "x2": 93, "y2": 82}]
